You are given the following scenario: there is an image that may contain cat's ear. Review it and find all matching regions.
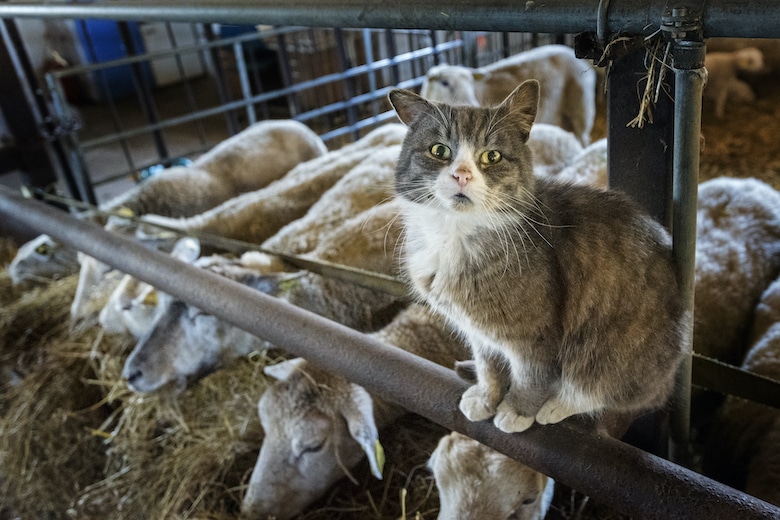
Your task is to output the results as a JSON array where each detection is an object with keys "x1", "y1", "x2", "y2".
[
  {"x1": 500, "y1": 79, "x2": 540, "y2": 138},
  {"x1": 388, "y1": 89, "x2": 432, "y2": 126}
]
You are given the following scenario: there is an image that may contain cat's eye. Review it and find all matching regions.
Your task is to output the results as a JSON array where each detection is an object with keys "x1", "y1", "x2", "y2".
[
  {"x1": 480, "y1": 150, "x2": 502, "y2": 165},
  {"x1": 430, "y1": 143, "x2": 452, "y2": 161}
]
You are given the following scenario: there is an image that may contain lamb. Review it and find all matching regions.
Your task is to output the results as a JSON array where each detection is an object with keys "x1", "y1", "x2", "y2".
[
  {"x1": 420, "y1": 44, "x2": 596, "y2": 144},
  {"x1": 703, "y1": 276, "x2": 780, "y2": 507},
  {"x1": 241, "y1": 303, "x2": 470, "y2": 519},
  {"x1": 427, "y1": 431, "x2": 555, "y2": 520},
  {"x1": 704, "y1": 47, "x2": 766, "y2": 119},
  {"x1": 693, "y1": 177, "x2": 780, "y2": 366},
  {"x1": 121, "y1": 200, "x2": 407, "y2": 394},
  {"x1": 8, "y1": 119, "x2": 326, "y2": 288}
]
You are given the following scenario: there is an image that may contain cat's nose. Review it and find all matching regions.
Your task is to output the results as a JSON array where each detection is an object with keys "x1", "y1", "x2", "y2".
[{"x1": 452, "y1": 168, "x2": 472, "y2": 187}]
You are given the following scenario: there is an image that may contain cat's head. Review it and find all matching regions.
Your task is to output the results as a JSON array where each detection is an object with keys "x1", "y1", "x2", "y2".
[{"x1": 388, "y1": 80, "x2": 540, "y2": 215}]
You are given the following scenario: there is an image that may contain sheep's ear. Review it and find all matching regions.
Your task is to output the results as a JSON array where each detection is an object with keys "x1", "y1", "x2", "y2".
[
  {"x1": 341, "y1": 383, "x2": 384, "y2": 479},
  {"x1": 240, "y1": 271, "x2": 305, "y2": 295},
  {"x1": 499, "y1": 79, "x2": 539, "y2": 139},
  {"x1": 263, "y1": 358, "x2": 307, "y2": 381},
  {"x1": 170, "y1": 237, "x2": 200, "y2": 264},
  {"x1": 388, "y1": 88, "x2": 432, "y2": 126},
  {"x1": 472, "y1": 69, "x2": 489, "y2": 81}
]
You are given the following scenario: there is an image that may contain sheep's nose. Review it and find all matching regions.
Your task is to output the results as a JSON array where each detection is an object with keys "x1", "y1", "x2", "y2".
[{"x1": 124, "y1": 368, "x2": 142, "y2": 386}]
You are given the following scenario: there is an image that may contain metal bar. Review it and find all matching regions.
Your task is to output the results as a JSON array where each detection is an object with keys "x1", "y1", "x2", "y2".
[
  {"x1": 669, "y1": 49, "x2": 705, "y2": 465},
  {"x1": 1, "y1": 0, "x2": 779, "y2": 38},
  {"x1": 232, "y1": 41, "x2": 257, "y2": 125},
  {"x1": 1, "y1": 186, "x2": 779, "y2": 520},
  {"x1": 693, "y1": 353, "x2": 780, "y2": 410}
]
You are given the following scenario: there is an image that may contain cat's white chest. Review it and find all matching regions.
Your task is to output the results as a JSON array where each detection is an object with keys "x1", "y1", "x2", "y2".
[{"x1": 401, "y1": 204, "x2": 476, "y2": 302}]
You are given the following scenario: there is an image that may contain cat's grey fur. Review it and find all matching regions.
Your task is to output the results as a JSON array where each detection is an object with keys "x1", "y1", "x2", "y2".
[{"x1": 387, "y1": 80, "x2": 687, "y2": 433}]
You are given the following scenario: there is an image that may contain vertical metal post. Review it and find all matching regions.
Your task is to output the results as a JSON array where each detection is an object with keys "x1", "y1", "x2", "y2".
[
  {"x1": 116, "y1": 21, "x2": 169, "y2": 162},
  {"x1": 202, "y1": 23, "x2": 241, "y2": 135},
  {"x1": 232, "y1": 40, "x2": 257, "y2": 125},
  {"x1": 664, "y1": 5, "x2": 705, "y2": 465}
]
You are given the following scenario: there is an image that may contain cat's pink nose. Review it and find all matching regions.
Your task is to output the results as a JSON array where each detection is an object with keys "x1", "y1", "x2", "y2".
[{"x1": 452, "y1": 168, "x2": 472, "y2": 187}]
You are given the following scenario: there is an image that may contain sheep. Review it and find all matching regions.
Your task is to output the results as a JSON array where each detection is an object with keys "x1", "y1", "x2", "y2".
[
  {"x1": 121, "y1": 200, "x2": 407, "y2": 394},
  {"x1": 554, "y1": 137, "x2": 608, "y2": 188},
  {"x1": 7, "y1": 234, "x2": 79, "y2": 287},
  {"x1": 704, "y1": 47, "x2": 766, "y2": 119},
  {"x1": 703, "y1": 276, "x2": 780, "y2": 507},
  {"x1": 241, "y1": 303, "x2": 471, "y2": 520},
  {"x1": 427, "y1": 431, "x2": 555, "y2": 520},
  {"x1": 8, "y1": 120, "x2": 326, "y2": 289},
  {"x1": 526, "y1": 123, "x2": 584, "y2": 179},
  {"x1": 139, "y1": 123, "x2": 406, "y2": 248},
  {"x1": 100, "y1": 119, "x2": 327, "y2": 217},
  {"x1": 693, "y1": 177, "x2": 780, "y2": 366},
  {"x1": 98, "y1": 237, "x2": 201, "y2": 339},
  {"x1": 70, "y1": 124, "x2": 404, "y2": 326},
  {"x1": 420, "y1": 44, "x2": 597, "y2": 144}
]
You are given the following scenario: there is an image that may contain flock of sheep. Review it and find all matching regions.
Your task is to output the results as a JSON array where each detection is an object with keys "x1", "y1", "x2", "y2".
[{"x1": 2, "y1": 40, "x2": 780, "y2": 519}]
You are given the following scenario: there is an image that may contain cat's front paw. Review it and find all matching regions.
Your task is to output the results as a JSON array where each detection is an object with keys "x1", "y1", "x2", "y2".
[
  {"x1": 494, "y1": 401, "x2": 535, "y2": 433},
  {"x1": 459, "y1": 385, "x2": 496, "y2": 422},
  {"x1": 535, "y1": 397, "x2": 577, "y2": 425}
]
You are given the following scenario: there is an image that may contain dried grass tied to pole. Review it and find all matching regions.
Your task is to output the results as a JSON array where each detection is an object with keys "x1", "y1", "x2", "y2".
[{"x1": 627, "y1": 31, "x2": 673, "y2": 129}]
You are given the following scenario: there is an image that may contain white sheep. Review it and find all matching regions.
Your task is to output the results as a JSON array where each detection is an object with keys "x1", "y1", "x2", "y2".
[
  {"x1": 10, "y1": 119, "x2": 325, "y2": 290},
  {"x1": 420, "y1": 45, "x2": 597, "y2": 144},
  {"x1": 703, "y1": 276, "x2": 780, "y2": 508},
  {"x1": 7, "y1": 234, "x2": 79, "y2": 286},
  {"x1": 428, "y1": 431, "x2": 555, "y2": 520},
  {"x1": 554, "y1": 137, "x2": 608, "y2": 188},
  {"x1": 704, "y1": 47, "x2": 766, "y2": 119},
  {"x1": 693, "y1": 177, "x2": 780, "y2": 366},
  {"x1": 98, "y1": 237, "x2": 201, "y2": 338},
  {"x1": 526, "y1": 123, "x2": 584, "y2": 179},
  {"x1": 241, "y1": 303, "x2": 470, "y2": 519},
  {"x1": 100, "y1": 119, "x2": 327, "y2": 217},
  {"x1": 139, "y1": 123, "x2": 406, "y2": 247},
  {"x1": 121, "y1": 200, "x2": 407, "y2": 394}
]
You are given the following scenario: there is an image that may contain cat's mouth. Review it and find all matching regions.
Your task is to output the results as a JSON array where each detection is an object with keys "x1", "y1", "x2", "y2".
[{"x1": 452, "y1": 193, "x2": 473, "y2": 206}]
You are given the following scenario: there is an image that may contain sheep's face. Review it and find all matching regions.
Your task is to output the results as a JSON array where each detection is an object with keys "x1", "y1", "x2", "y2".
[
  {"x1": 8, "y1": 234, "x2": 79, "y2": 285},
  {"x1": 420, "y1": 64, "x2": 480, "y2": 106},
  {"x1": 121, "y1": 295, "x2": 245, "y2": 393},
  {"x1": 242, "y1": 360, "x2": 381, "y2": 520},
  {"x1": 734, "y1": 47, "x2": 766, "y2": 73},
  {"x1": 429, "y1": 432, "x2": 553, "y2": 520}
]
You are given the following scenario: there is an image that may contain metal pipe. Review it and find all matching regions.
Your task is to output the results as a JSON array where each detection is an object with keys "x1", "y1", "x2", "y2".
[
  {"x1": 1, "y1": 186, "x2": 778, "y2": 520},
  {"x1": 669, "y1": 37, "x2": 706, "y2": 464},
  {"x1": 1, "y1": 0, "x2": 780, "y2": 38}
]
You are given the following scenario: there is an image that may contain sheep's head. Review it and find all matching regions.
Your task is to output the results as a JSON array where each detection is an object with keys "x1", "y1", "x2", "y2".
[
  {"x1": 241, "y1": 358, "x2": 383, "y2": 520},
  {"x1": 8, "y1": 234, "x2": 80, "y2": 286},
  {"x1": 734, "y1": 47, "x2": 766, "y2": 73},
  {"x1": 428, "y1": 432, "x2": 553, "y2": 520},
  {"x1": 121, "y1": 259, "x2": 289, "y2": 393},
  {"x1": 420, "y1": 64, "x2": 481, "y2": 107}
]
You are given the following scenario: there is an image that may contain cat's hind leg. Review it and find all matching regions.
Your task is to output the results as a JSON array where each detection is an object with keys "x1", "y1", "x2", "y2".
[
  {"x1": 458, "y1": 351, "x2": 509, "y2": 422},
  {"x1": 494, "y1": 401, "x2": 535, "y2": 433}
]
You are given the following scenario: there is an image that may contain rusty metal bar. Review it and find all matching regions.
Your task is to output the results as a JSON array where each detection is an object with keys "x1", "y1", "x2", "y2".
[
  {"x1": 0, "y1": 0, "x2": 779, "y2": 38},
  {"x1": 1, "y1": 186, "x2": 778, "y2": 520}
]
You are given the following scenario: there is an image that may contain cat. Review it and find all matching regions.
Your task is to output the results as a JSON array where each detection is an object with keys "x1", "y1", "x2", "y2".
[{"x1": 387, "y1": 80, "x2": 688, "y2": 433}]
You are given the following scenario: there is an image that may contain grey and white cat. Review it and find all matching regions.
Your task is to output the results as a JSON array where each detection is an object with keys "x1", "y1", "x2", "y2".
[{"x1": 387, "y1": 80, "x2": 687, "y2": 433}]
